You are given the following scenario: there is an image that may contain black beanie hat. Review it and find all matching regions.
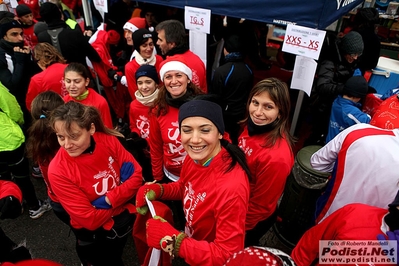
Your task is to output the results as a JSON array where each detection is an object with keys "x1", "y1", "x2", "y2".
[
  {"x1": 135, "y1": 64, "x2": 159, "y2": 84},
  {"x1": 343, "y1": 76, "x2": 369, "y2": 98},
  {"x1": 178, "y1": 100, "x2": 225, "y2": 134},
  {"x1": 224, "y1": 35, "x2": 243, "y2": 53},
  {"x1": 16, "y1": 4, "x2": 32, "y2": 17},
  {"x1": 132, "y1": 28, "x2": 153, "y2": 52},
  {"x1": 340, "y1": 31, "x2": 364, "y2": 55},
  {"x1": 0, "y1": 19, "x2": 22, "y2": 37},
  {"x1": 40, "y1": 2, "x2": 61, "y2": 24}
]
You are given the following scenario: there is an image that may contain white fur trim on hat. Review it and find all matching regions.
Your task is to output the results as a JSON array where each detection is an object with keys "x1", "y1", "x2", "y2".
[
  {"x1": 160, "y1": 61, "x2": 192, "y2": 81},
  {"x1": 123, "y1": 22, "x2": 138, "y2": 33}
]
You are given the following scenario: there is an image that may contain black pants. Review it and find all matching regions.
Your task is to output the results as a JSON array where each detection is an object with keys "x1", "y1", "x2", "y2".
[
  {"x1": 73, "y1": 210, "x2": 135, "y2": 266},
  {"x1": 245, "y1": 210, "x2": 278, "y2": 247},
  {"x1": 0, "y1": 144, "x2": 38, "y2": 209}
]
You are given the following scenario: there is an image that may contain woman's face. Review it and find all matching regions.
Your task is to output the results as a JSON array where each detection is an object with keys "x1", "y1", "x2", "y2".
[
  {"x1": 180, "y1": 116, "x2": 222, "y2": 165},
  {"x1": 249, "y1": 91, "x2": 280, "y2": 126},
  {"x1": 64, "y1": 71, "x2": 90, "y2": 98},
  {"x1": 163, "y1": 71, "x2": 189, "y2": 98},
  {"x1": 137, "y1": 76, "x2": 157, "y2": 97},
  {"x1": 139, "y1": 38, "x2": 154, "y2": 59},
  {"x1": 124, "y1": 30, "x2": 133, "y2": 46},
  {"x1": 54, "y1": 121, "x2": 95, "y2": 157}
]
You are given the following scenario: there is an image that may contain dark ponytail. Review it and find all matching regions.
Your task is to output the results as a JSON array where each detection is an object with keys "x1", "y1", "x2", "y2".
[{"x1": 220, "y1": 139, "x2": 252, "y2": 182}]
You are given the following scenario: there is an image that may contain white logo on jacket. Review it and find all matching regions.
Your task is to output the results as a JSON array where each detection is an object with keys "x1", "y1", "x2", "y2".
[
  {"x1": 167, "y1": 121, "x2": 186, "y2": 165},
  {"x1": 136, "y1": 115, "x2": 150, "y2": 139},
  {"x1": 92, "y1": 156, "x2": 118, "y2": 195},
  {"x1": 183, "y1": 182, "x2": 206, "y2": 237},
  {"x1": 238, "y1": 138, "x2": 253, "y2": 156}
]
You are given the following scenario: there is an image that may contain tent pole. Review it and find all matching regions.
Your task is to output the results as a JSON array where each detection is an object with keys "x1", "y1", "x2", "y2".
[
  {"x1": 290, "y1": 90, "x2": 304, "y2": 136},
  {"x1": 81, "y1": 0, "x2": 94, "y2": 30}
]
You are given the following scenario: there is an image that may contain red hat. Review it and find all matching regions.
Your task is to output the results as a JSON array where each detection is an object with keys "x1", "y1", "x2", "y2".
[
  {"x1": 370, "y1": 95, "x2": 399, "y2": 129},
  {"x1": 123, "y1": 17, "x2": 146, "y2": 33},
  {"x1": 159, "y1": 55, "x2": 192, "y2": 81},
  {"x1": 224, "y1": 246, "x2": 289, "y2": 266},
  {"x1": 106, "y1": 30, "x2": 120, "y2": 45}
]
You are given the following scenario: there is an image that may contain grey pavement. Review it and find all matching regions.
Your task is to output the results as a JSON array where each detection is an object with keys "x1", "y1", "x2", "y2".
[
  {"x1": 0, "y1": 176, "x2": 292, "y2": 265},
  {"x1": 0, "y1": 177, "x2": 140, "y2": 266}
]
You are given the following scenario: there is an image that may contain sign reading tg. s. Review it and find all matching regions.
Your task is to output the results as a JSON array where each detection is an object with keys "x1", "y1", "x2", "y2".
[
  {"x1": 282, "y1": 24, "x2": 326, "y2": 60},
  {"x1": 184, "y1": 6, "x2": 211, "y2": 34}
]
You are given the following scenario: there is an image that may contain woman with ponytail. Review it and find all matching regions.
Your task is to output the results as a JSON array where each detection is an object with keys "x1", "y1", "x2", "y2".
[
  {"x1": 238, "y1": 78, "x2": 295, "y2": 246},
  {"x1": 135, "y1": 99, "x2": 250, "y2": 265},
  {"x1": 26, "y1": 91, "x2": 68, "y2": 223}
]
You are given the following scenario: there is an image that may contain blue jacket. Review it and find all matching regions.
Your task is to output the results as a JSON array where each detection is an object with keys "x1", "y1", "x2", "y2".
[{"x1": 326, "y1": 96, "x2": 371, "y2": 142}]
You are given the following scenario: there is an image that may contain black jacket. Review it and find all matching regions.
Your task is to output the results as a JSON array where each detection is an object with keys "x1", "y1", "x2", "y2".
[
  {"x1": 210, "y1": 55, "x2": 253, "y2": 118},
  {"x1": 37, "y1": 20, "x2": 101, "y2": 66},
  {"x1": 0, "y1": 41, "x2": 33, "y2": 106}
]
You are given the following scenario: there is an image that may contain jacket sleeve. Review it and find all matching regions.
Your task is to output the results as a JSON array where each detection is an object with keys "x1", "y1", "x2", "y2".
[
  {"x1": 246, "y1": 156, "x2": 292, "y2": 230},
  {"x1": 81, "y1": 33, "x2": 100, "y2": 63},
  {"x1": 148, "y1": 113, "x2": 164, "y2": 181},
  {"x1": 0, "y1": 51, "x2": 30, "y2": 100},
  {"x1": 49, "y1": 167, "x2": 124, "y2": 231},
  {"x1": 316, "y1": 60, "x2": 344, "y2": 99},
  {"x1": 125, "y1": 62, "x2": 138, "y2": 100},
  {"x1": 178, "y1": 195, "x2": 247, "y2": 265},
  {"x1": 129, "y1": 102, "x2": 140, "y2": 135},
  {"x1": 105, "y1": 136, "x2": 143, "y2": 208},
  {"x1": 310, "y1": 126, "x2": 351, "y2": 172},
  {"x1": 210, "y1": 68, "x2": 224, "y2": 97}
]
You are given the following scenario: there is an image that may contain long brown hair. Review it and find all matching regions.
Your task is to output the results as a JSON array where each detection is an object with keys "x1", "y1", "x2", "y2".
[
  {"x1": 50, "y1": 101, "x2": 123, "y2": 138},
  {"x1": 26, "y1": 91, "x2": 65, "y2": 165},
  {"x1": 34, "y1": 42, "x2": 66, "y2": 68},
  {"x1": 243, "y1": 78, "x2": 296, "y2": 150}
]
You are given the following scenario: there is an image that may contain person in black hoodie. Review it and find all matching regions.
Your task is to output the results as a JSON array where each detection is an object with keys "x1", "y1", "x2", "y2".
[
  {"x1": 210, "y1": 35, "x2": 253, "y2": 144},
  {"x1": 0, "y1": 15, "x2": 35, "y2": 126},
  {"x1": 37, "y1": 2, "x2": 100, "y2": 69}
]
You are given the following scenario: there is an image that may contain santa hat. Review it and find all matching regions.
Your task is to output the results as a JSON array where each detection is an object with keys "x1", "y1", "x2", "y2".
[
  {"x1": 370, "y1": 94, "x2": 399, "y2": 129},
  {"x1": 159, "y1": 55, "x2": 192, "y2": 81},
  {"x1": 123, "y1": 17, "x2": 146, "y2": 33}
]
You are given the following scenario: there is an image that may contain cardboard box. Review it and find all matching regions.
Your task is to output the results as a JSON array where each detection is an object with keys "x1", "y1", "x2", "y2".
[{"x1": 369, "y1": 56, "x2": 399, "y2": 95}]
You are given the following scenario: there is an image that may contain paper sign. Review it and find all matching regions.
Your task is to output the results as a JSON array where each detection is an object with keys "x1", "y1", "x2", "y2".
[
  {"x1": 93, "y1": 0, "x2": 107, "y2": 14},
  {"x1": 291, "y1": 55, "x2": 317, "y2": 96},
  {"x1": 184, "y1": 6, "x2": 211, "y2": 34},
  {"x1": 189, "y1": 30, "x2": 207, "y2": 67},
  {"x1": 10, "y1": 0, "x2": 18, "y2": 8},
  {"x1": 282, "y1": 24, "x2": 326, "y2": 60}
]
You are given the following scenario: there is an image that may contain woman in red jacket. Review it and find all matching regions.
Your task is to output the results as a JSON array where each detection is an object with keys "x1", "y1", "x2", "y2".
[
  {"x1": 148, "y1": 55, "x2": 203, "y2": 182},
  {"x1": 136, "y1": 99, "x2": 251, "y2": 265},
  {"x1": 125, "y1": 28, "x2": 163, "y2": 100},
  {"x1": 128, "y1": 64, "x2": 159, "y2": 181},
  {"x1": 26, "y1": 43, "x2": 68, "y2": 112},
  {"x1": 48, "y1": 101, "x2": 143, "y2": 266},
  {"x1": 63, "y1": 62, "x2": 113, "y2": 129},
  {"x1": 26, "y1": 91, "x2": 66, "y2": 222},
  {"x1": 238, "y1": 78, "x2": 295, "y2": 246}
]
